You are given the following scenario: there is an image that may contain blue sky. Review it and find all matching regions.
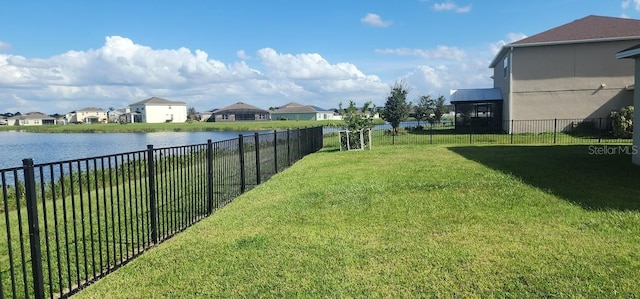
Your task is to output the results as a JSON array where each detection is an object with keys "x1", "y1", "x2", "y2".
[{"x1": 1, "y1": 0, "x2": 639, "y2": 113}]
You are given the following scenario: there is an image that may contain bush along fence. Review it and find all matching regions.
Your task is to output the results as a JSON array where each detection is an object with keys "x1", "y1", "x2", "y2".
[
  {"x1": 0, "y1": 126, "x2": 323, "y2": 299},
  {"x1": 324, "y1": 118, "x2": 633, "y2": 148}
]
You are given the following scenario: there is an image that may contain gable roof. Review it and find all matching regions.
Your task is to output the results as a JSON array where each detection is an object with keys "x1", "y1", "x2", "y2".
[
  {"x1": 9, "y1": 112, "x2": 55, "y2": 120},
  {"x1": 214, "y1": 102, "x2": 270, "y2": 114},
  {"x1": 71, "y1": 107, "x2": 105, "y2": 113},
  {"x1": 490, "y1": 15, "x2": 640, "y2": 67},
  {"x1": 272, "y1": 103, "x2": 331, "y2": 114},
  {"x1": 130, "y1": 97, "x2": 186, "y2": 106},
  {"x1": 514, "y1": 15, "x2": 640, "y2": 46},
  {"x1": 273, "y1": 106, "x2": 317, "y2": 114}
]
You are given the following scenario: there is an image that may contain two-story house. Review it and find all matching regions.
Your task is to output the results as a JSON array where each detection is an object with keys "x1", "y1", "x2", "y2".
[
  {"x1": 128, "y1": 97, "x2": 188, "y2": 123},
  {"x1": 451, "y1": 15, "x2": 640, "y2": 133}
]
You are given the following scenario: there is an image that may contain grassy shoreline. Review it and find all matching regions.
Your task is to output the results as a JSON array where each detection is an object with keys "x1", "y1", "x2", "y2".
[{"x1": 0, "y1": 120, "x2": 352, "y2": 133}]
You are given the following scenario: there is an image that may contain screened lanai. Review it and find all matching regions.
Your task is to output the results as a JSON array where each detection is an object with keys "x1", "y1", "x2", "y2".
[{"x1": 450, "y1": 88, "x2": 503, "y2": 132}]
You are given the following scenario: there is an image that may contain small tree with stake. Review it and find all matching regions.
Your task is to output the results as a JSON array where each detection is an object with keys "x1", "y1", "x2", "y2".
[
  {"x1": 339, "y1": 100, "x2": 375, "y2": 150},
  {"x1": 381, "y1": 81, "x2": 410, "y2": 135}
]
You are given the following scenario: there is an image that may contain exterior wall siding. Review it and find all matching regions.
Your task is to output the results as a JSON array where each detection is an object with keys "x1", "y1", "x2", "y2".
[
  {"x1": 493, "y1": 49, "x2": 511, "y2": 131},
  {"x1": 271, "y1": 113, "x2": 316, "y2": 121},
  {"x1": 510, "y1": 40, "x2": 637, "y2": 120},
  {"x1": 130, "y1": 104, "x2": 187, "y2": 123}
]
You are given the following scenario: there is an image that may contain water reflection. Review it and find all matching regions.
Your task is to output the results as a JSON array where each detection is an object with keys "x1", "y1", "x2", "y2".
[{"x1": 0, "y1": 130, "x2": 266, "y2": 169}]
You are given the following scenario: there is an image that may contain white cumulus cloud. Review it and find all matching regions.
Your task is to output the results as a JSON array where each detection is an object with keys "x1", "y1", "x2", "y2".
[
  {"x1": 360, "y1": 13, "x2": 392, "y2": 27},
  {"x1": 490, "y1": 33, "x2": 527, "y2": 55},
  {"x1": 375, "y1": 45, "x2": 467, "y2": 61},
  {"x1": 0, "y1": 41, "x2": 11, "y2": 51},
  {"x1": 622, "y1": 0, "x2": 640, "y2": 10},
  {"x1": 0, "y1": 36, "x2": 389, "y2": 113},
  {"x1": 433, "y1": 1, "x2": 472, "y2": 13}
]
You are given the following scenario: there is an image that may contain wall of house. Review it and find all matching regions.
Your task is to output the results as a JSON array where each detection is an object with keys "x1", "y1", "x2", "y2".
[
  {"x1": 214, "y1": 114, "x2": 236, "y2": 122},
  {"x1": 271, "y1": 113, "x2": 316, "y2": 121},
  {"x1": 138, "y1": 104, "x2": 187, "y2": 123},
  {"x1": 72, "y1": 111, "x2": 108, "y2": 123},
  {"x1": 510, "y1": 40, "x2": 637, "y2": 120},
  {"x1": 493, "y1": 49, "x2": 512, "y2": 131}
]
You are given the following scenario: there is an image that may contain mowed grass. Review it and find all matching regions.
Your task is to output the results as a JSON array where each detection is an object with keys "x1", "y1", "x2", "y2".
[{"x1": 76, "y1": 144, "x2": 640, "y2": 298}]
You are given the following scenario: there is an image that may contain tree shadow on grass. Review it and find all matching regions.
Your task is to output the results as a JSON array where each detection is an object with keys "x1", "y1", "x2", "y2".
[{"x1": 448, "y1": 145, "x2": 640, "y2": 211}]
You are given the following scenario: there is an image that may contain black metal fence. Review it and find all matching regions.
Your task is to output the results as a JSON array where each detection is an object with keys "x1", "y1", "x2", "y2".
[
  {"x1": 324, "y1": 118, "x2": 632, "y2": 148},
  {"x1": 0, "y1": 127, "x2": 323, "y2": 299}
]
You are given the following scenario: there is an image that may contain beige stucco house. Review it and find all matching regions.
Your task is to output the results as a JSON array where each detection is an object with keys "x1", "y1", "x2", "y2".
[
  {"x1": 128, "y1": 97, "x2": 187, "y2": 123},
  {"x1": 211, "y1": 102, "x2": 270, "y2": 122},
  {"x1": 6, "y1": 112, "x2": 56, "y2": 126},
  {"x1": 452, "y1": 15, "x2": 639, "y2": 132},
  {"x1": 66, "y1": 107, "x2": 108, "y2": 124}
]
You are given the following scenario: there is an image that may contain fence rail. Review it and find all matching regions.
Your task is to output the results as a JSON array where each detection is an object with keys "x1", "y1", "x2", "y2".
[
  {"x1": 324, "y1": 118, "x2": 633, "y2": 147},
  {"x1": 0, "y1": 126, "x2": 323, "y2": 299}
]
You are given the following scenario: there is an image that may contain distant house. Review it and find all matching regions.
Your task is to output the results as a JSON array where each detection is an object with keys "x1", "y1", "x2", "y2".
[
  {"x1": 200, "y1": 109, "x2": 216, "y2": 122},
  {"x1": 211, "y1": 102, "x2": 270, "y2": 122},
  {"x1": 270, "y1": 102, "x2": 340, "y2": 121},
  {"x1": 107, "y1": 108, "x2": 125, "y2": 123},
  {"x1": 66, "y1": 107, "x2": 107, "y2": 124},
  {"x1": 453, "y1": 15, "x2": 639, "y2": 132},
  {"x1": 6, "y1": 112, "x2": 56, "y2": 126},
  {"x1": 128, "y1": 97, "x2": 188, "y2": 123}
]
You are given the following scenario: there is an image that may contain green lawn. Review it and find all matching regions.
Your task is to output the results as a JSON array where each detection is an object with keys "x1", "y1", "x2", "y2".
[{"x1": 76, "y1": 144, "x2": 640, "y2": 298}]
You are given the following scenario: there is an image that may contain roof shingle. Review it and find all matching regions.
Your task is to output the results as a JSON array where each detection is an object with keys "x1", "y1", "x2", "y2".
[{"x1": 512, "y1": 15, "x2": 640, "y2": 45}]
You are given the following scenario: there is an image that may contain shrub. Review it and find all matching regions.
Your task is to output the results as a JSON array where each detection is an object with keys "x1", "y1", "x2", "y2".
[{"x1": 610, "y1": 106, "x2": 634, "y2": 138}]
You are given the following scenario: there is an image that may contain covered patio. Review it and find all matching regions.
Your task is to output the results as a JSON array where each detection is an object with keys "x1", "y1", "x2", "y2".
[{"x1": 450, "y1": 88, "x2": 503, "y2": 132}]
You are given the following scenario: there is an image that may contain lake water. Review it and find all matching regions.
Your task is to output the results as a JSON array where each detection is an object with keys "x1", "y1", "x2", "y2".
[{"x1": 0, "y1": 130, "x2": 270, "y2": 169}]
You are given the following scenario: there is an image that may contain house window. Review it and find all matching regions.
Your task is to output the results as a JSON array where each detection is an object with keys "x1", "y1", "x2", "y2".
[
  {"x1": 169, "y1": 105, "x2": 172, "y2": 109},
  {"x1": 222, "y1": 114, "x2": 229, "y2": 120},
  {"x1": 503, "y1": 56, "x2": 509, "y2": 78}
]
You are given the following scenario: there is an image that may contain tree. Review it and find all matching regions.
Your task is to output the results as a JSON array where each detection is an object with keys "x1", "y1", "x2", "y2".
[
  {"x1": 186, "y1": 106, "x2": 200, "y2": 121},
  {"x1": 340, "y1": 100, "x2": 375, "y2": 131},
  {"x1": 432, "y1": 95, "x2": 449, "y2": 123},
  {"x1": 414, "y1": 95, "x2": 432, "y2": 126},
  {"x1": 339, "y1": 100, "x2": 376, "y2": 149},
  {"x1": 381, "y1": 81, "x2": 410, "y2": 134},
  {"x1": 415, "y1": 94, "x2": 449, "y2": 125}
]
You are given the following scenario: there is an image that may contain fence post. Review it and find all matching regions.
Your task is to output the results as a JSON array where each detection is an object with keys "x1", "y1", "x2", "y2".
[
  {"x1": 22, "y1": 159, "x2": 45, "y2": 299},
  {"x1": 297, "y1": 129, "x2": 302, "y2": 159},
  {"x1": 146, "y1": 145, "x2": 158, "y2": 244},
  {"x1": 239, "y1": 135, "x2": 246, "y2": 193},
  {"x1": 206, "y1": 140, "x2": 214, "y2": 214},
  {"x1": 553, "y1": 118, "x2": 557, "y2": 144},
  {"x1": 598, "y1": 117, "x2": 602, "y2": 143},
  {"x1": 510, "y1": 120, "x2": 514, "y2": 144},
  {"x1": 273, "y1": 130, "x2": 278, "y2": 174},
  {"x1": 254, "y1": 133, "x2": 261, "y2": 185},
  {"x1": 287, "y1": 129, "x2": 291, "y2": 166},
  {"x1": 429, "y1": 122, "x2": 433, "y2": 145}
]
